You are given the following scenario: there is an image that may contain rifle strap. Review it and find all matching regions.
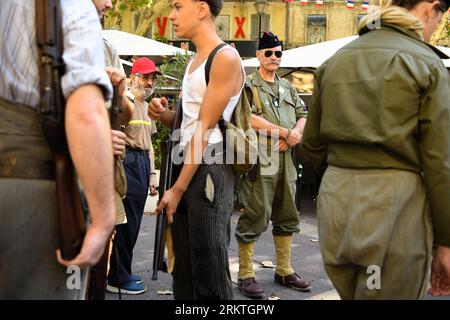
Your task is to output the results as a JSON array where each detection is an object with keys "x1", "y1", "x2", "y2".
[{"x1": 36, "y1": 0, "x2": 65, "y2": 117}]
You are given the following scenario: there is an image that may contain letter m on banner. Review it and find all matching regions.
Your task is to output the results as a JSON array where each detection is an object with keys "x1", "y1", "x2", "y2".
[{"x1": 181, "y1": 42, "x2": 189, "y2": 50}]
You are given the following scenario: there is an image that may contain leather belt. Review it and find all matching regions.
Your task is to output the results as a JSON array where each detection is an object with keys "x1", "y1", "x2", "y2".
[
  {"x1": 126, "y1": 147, "x2": 149, "y2": 157},
  {"x1": 0, "y1": 156, "x2": 55, "y2": 180}
]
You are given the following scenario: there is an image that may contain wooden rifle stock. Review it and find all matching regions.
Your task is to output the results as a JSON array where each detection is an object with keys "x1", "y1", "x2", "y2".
[
  {"x1": 109, "y1": 85, "x2": 126, "y2": 131},
  {"x1": 152, "y1": 99, "x2": 183, "y2": 280},
  {"x1": 36, "y1": 0, "x2": 86, "y2": 261}
]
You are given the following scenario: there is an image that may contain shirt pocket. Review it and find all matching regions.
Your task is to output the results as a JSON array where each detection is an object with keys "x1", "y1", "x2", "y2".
[{"x1": 281, "y1": 94, "x2": 297, "y2": 128}]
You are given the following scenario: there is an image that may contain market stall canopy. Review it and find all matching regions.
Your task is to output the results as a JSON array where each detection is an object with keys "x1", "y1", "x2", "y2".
[
  {"x1": 436, "y1": 46, "x2": 450, "y2": 68},
  {"x1": 242, "y1": 36, "x2": 358, "y2": 69},
  {"x1": 243, "y1": 36, "x2": 450, "y2": 69},
  {"x1": 102, "y1": 29, "x2": 192, "y2": 57}
]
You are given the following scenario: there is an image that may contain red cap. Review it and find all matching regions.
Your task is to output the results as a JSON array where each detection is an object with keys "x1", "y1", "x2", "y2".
[{"x1": 131, "y1": 57, "x2": 162, "y2": 75}]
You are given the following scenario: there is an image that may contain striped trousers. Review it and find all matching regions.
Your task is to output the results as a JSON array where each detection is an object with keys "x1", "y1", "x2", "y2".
[
  {"x1": 171, "y1": 163, "x2": 235, "y2": 300},
  {"x1": 0, "y1": 99, "x2": 86, "y2": 299}
]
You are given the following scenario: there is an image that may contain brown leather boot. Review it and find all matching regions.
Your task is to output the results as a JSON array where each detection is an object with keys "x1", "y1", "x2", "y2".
[
  {"x1": 238, "y1": 277, "x2": 264, "y2": 299},
  {"x1": 274, "y1": 273, "x2": 312, "y2": 292}
]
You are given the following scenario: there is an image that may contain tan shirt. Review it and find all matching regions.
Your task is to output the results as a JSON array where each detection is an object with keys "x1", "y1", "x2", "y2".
[
  {"x1": 124, "y1": 98, "x2": 156, "y2": 151},
  {"x1": 103, "y1": 38, "x2": 126, "y2": 111}
]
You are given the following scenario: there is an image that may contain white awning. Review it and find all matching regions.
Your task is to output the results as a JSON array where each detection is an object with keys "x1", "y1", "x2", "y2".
[
  {"x1": 436, "y1": 46, "x2": 450, "y2": 68},
  {"x1": 242, "y1": 36, "x2": 358, "y2": 69},
  {"x1": 243, "y1": 36, "x2": 450, "y2": 69},
  {"x1": 102, "y1": 29, "x2": 192, "y2": 57}
]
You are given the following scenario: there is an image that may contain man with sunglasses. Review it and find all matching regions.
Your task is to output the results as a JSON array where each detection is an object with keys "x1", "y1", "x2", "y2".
[
  {"x1": 106, "y1": 57, "x2": 160, "y2": 295},
  {"x1": 235, "y1": 31, "x2": 310, "y2": 299}
]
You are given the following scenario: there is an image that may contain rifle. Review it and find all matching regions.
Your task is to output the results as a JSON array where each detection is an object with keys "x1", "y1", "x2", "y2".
[
  {"x1": 152, "y1": 99, "x2": 183, "y2": 280},
  {"x1": 36, "y1": 0, "x2": 86, "y2": 261},
  {"x1": 109, "y1": 85, "x2": 127, "y2": 131}
]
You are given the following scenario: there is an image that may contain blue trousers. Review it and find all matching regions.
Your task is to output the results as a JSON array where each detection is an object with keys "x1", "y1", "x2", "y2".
[{"x1": 108, "y1": 148, "x2": 149, "y2": 285}]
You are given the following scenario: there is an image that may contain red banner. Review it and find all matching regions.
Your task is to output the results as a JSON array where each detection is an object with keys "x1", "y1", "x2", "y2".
[
  {"x1": 156, "y1": 17, "x2": 168, "y2": 36},
  {"x1": 234, "y1": 16, "x2": 246, "y2": 39}
]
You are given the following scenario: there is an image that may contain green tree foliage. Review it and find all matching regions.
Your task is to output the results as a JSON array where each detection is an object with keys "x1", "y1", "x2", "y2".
[
  {"x1": 106, "y1": 0, "x2": 165, "y2": 36},
  {"x1": 152, "y1": 52, "x2": 193, "y2": 169},
  {"x1": 446, "y1": 18, "x2": 450, "y2": 38}
]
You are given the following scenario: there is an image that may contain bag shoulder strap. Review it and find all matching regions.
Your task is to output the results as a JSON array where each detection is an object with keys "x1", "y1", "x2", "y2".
[
  {"x1": 204, "y1": 42, "x2": 228, "y2": 86},
  {"x1": 249, "y1": 84, "x2": 263, "y2": 115}
]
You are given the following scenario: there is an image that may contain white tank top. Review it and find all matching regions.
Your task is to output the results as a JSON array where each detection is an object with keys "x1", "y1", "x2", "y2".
[{"x1": 179, "y1": 45, "x2": 245, "y2": 148}]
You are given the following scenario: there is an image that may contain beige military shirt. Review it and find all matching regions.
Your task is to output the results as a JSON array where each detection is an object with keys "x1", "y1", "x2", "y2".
[{"x1": 124, "y1": 98, "x2": 157, "y2": 151}]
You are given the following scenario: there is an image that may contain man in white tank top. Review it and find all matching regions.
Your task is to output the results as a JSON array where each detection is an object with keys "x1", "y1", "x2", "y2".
[{"x1": 148, "y1": 0, "x2": 244, "y2": 300}]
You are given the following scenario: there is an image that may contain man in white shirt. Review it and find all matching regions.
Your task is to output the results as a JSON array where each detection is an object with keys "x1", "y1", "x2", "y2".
[{"x1": 0, "y1": 0, "x2": 115, "y2": 299}]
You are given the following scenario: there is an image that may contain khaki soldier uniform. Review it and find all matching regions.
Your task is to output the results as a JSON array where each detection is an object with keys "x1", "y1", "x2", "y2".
[
  {"x1": 236, "y1": 70, "x2": 308, "y2": 290},
  {"x1": 103, "y1": 37, "x2": 127, "y2": 225},
  {"x1": 303, "y1": 24, "x2": 450, "y2": 299}
]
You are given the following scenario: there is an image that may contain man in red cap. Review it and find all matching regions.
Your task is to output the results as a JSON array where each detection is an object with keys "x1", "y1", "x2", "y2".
[{"x1": 107, "y1": 57, "x2": 161, "y2": 295}]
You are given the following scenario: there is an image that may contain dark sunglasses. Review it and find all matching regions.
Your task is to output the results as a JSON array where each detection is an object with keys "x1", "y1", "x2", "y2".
[{"x1": 264, "y1": 50, "x2": 283, "y2": 58}]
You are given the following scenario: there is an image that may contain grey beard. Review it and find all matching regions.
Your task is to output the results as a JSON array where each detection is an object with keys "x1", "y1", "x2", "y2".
[
  {"x1": 143, "y1": 87, "x2": 155, "y2": 99},
  {"x1": 131, "y1": 84, "x2": 154, "y2": 100}
]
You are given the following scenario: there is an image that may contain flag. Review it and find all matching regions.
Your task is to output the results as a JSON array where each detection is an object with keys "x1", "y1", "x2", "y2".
[
  {"x1": 316, "y1": 0, "x2": 324, "y2": 6},
  {"x1": 300, "y1": 0, "x2": 308, "y2": 5},
  {"x1": 362, "y1": 1, "x2": 369, "y2": 10},
  {"x1": 347, "y1": 0, "x2": 354, "y2": 9}
]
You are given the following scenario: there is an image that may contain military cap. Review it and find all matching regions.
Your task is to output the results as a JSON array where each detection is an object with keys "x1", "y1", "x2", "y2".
[{"x1": 258, "y1": 31, "x2": 282, "y2": 50}]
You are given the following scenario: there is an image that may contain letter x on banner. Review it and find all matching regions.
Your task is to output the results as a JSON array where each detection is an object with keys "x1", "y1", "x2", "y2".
[{"x1": 234, "y1": 16, "x2": 246, "y2": 39}]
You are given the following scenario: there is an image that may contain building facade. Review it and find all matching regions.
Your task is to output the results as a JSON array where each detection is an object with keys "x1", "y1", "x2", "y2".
[{"x1": 106, "y1": 0, "x2": 448, "y2": 58}]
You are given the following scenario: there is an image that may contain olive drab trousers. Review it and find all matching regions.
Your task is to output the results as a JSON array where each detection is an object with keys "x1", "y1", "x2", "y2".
[
  {"x1": 236, "y1": 150, "x2": 300, "y2": 243},
  {"x1": 317, "y1": 166, "x2": 433, "y2": 300}
]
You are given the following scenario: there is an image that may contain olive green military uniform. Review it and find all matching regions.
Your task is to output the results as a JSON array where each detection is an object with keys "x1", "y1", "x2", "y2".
[
  {"x1": 103, "y1": 38, "x2": 127, "y2": 226},
  {"x1": 303, "y1": 24, "x2": 450, "y2": 299},
  {"x1": 236, "y1": 71, "x2": 307, "y2": 243}
]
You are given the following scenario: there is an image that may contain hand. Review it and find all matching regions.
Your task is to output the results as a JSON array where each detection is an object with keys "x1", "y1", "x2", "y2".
[
  {"x1": 56, "y1": 223, "x2": 113, "y2": 268},
  {"x1": 286, "y1": 128, "x2": 302, "y2": 147},
  {"x1": 429, "y1": 245, "x2": 450, "y2": 296},
  {"x1": 274, "y1": 138, "x2": 289, "y2": 152},
  {"x1": 154, "y1": 186, "x2": 184, "y2": 224},
  {"x1": 148, "y1": 97, "x2": 168, "y2": 120},
  {"x1": 105, "y1": 66, "x2": 127, "y2": 97},
  {"x1": 111, "y1": 129, "x2": 127, "y2": 156},
  {"x1": 149, "y1": 174, "x2": 158, "y2": 197}
]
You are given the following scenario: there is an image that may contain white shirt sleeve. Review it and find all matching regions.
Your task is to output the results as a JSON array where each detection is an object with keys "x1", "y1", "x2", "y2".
[{"x1": 60, "y1": 0, "x2": 113, "y2": 101}]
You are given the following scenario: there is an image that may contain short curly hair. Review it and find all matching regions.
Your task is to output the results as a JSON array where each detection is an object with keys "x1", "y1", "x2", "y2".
[{"x1": 198, "y1": 0, "x2": 223, "y2": 17}]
